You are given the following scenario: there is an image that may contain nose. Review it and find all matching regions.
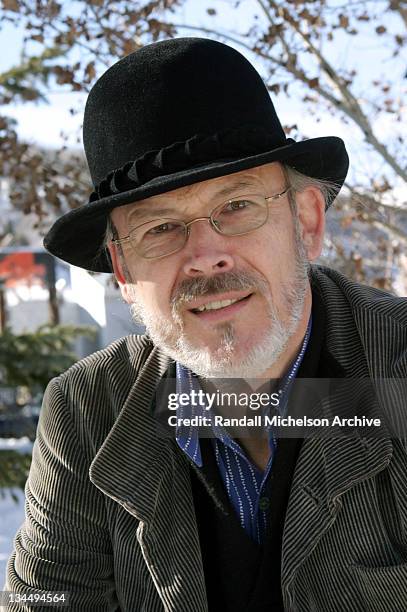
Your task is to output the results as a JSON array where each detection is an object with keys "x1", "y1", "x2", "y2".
[{"x1": 182, "y1": 218, "x2": 235, "y2": 278}]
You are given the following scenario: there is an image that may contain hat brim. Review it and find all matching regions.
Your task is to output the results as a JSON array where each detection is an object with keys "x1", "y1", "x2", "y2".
[{"x1": 44, "y1": 136, "x2": 348, "y2": 272}]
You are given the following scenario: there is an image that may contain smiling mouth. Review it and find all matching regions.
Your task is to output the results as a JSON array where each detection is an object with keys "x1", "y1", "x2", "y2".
[{"x1": 190, "y1": 293, "x2": 253, "y2": 314}]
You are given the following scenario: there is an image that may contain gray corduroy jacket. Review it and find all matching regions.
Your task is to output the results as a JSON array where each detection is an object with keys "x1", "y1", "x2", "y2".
[{"x1": 5, "y1": 265, "x2": 407, "y2": 611}]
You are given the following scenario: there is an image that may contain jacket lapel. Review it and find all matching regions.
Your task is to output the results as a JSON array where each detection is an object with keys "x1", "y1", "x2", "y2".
[
  {"x1": 89, "y1": 343, "x2": 207, "y2": 611},
  {"x1": 281, "y1": 266, "x2": 395, "y2": 607}
]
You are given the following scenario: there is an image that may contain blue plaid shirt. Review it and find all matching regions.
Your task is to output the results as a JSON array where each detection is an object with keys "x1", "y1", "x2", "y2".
[{"x1": 175, "y1": 315, "x2": 312, "y2": 543}]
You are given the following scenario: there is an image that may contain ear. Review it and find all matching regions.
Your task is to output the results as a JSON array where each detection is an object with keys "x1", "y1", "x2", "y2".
[
  {"x1": 107, "y1": 242, "x2": 133, "y2": 304},
  {"x1": 295, "y1": 187, "x2": 326, "y2": 261}
]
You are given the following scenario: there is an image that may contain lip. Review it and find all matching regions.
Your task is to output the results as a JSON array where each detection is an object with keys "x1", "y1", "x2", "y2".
[{"x1": 187, "y1": 292, "x2": 253, "y2": 322}]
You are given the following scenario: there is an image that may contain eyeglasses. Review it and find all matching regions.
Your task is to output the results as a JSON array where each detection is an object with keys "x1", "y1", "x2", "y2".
[{"x1": 111, "y1": 186, "x2": 292, "y2": 260}]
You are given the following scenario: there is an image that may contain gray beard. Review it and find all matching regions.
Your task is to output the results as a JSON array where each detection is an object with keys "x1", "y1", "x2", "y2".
[{"x1": 128, "y1": 226, "x2": 310, "y2": 379}]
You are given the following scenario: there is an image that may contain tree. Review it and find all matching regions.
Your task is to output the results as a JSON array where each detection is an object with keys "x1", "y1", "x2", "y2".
[
  {"x1": 0, "y1": 0, "x2": 406, "y2": 290},
  {"x1": 173, "y1": 0, "x2": 407, "y2": 289},
  {"x1": 0, "y1": 324, "x2": 96, "y2": 497},
  {"x1": 0, "y1": 324, "x2": 96, "y2": 388}
]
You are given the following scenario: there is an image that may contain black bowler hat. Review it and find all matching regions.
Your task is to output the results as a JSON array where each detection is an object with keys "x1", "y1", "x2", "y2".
[{"x1": 43, "y1": 37, "x2": 349, "y2": 272}]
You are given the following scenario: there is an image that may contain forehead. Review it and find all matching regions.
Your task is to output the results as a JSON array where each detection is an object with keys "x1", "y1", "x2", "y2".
[{"x1": 111, "y1": 161, "x2": 285, "y2": 226}]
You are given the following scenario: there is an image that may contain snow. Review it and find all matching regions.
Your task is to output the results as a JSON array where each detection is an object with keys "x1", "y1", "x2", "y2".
[
  {"x1": 0, "y1": 489, "x2": 26, "y2": 588},
  {"x1": 0, "y1": 436, "x2": 33, "y2": 454}
]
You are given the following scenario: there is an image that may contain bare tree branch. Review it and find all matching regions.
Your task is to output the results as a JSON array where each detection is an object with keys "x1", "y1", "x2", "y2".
[{"x1": 256, "y1": 0, "x2": 407, "y2": 181}]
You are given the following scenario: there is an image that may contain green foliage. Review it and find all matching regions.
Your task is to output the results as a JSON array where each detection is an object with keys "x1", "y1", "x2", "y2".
[
  {"x1": 0, "y1": 324, "x2": 96, "y2": 388},
  {"x1": 0, "y1": 451, "x2": 32, "y2": 501},
  {"x1": 0, "y1": 46, "x2": 70, "y2": 103},
  {"x1": 0, "y1": 324, "x2": 96, "y2": 497}
]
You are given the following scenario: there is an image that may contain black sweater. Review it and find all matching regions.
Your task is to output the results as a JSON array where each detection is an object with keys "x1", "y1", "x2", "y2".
[{"x1": 188, "y1": 286, "x2": 345, "y2": 611}]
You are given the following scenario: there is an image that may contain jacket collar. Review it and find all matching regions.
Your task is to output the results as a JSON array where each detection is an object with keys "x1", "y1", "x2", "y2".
[
  {"x1": 90, "y1": 343, "x2": 208, "y2": 611},
  {"x1": 89, "y1": 342, "x2": 174, "y2": 522},
  {"x1": 281, "y1": 266, "x2": 395, "y2": 606}
]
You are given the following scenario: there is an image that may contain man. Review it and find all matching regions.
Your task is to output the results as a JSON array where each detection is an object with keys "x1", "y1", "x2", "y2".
[{"x1": 5, "y1": 38, "x2": 407, "y2": 611}]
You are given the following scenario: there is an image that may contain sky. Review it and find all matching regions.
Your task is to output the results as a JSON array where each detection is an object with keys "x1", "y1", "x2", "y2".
[{"x1": 0, "y1": 0, "x2": 405, "y2": 195}]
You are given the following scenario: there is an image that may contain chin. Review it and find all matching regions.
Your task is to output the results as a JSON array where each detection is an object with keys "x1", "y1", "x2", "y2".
[{"x1": 172, "y1": 328, "x2": 281, "y2": 380}]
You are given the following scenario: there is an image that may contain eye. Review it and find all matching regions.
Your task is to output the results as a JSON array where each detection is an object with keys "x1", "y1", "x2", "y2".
[
  {"x1": 223, "y1": 199, "x2": 253, "y2": 212},
  {"x1": 146, "y1": 222, "x2": 179, "y2": 235}
]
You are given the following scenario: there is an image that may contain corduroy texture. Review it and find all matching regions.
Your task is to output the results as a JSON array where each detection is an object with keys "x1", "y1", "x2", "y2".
[
  {"x1": 5, "y1": 265, "x2": 407, "y2": 611},
  {"x1": 43, "y1": 38, "x2": 349, "y2": 272}
]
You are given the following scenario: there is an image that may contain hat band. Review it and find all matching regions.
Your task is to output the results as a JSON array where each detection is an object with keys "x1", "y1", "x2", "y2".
[{"x1": 89, "y1": 126, "x2": 295, "y2": 202}]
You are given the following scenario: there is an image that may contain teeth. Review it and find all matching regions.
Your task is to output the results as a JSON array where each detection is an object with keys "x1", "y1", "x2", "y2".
[{"x1": 195, "y1": 297, "x2": 242, "y2": 312}]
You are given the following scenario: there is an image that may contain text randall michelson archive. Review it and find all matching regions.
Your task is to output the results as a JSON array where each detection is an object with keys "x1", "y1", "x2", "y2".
[{"x1": 167, "y1": 415, "x2": 382, "y2": 428}]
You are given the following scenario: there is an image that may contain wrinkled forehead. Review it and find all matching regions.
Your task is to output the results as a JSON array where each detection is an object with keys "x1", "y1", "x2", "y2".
[{"x1": 112, "y1": 161, "x2": 286, "y2": 227}]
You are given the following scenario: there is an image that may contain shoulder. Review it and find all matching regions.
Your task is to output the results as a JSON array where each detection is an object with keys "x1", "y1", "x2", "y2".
[
  {"x1": 310, "y1": 264, "x2": 407, "y2": 327},
  {"x1": 45, "y1": 334, "x2": 155, "y2": 446},
  {"x1": 57, "y1": 333, "x2": 154, "y2": 391},
  {"x1": 58, "y1": 333, "x2": 154, "y2": 385}
]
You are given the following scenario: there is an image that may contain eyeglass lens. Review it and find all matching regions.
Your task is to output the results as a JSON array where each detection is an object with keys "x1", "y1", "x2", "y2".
[{"x1": 130, "y1": 195, "x2": 268, "y2": 259}]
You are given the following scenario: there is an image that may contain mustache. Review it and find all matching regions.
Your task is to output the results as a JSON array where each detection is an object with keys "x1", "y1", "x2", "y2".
[{"x1": 170, "y1": 270, "x2": 269, "y2": 311}]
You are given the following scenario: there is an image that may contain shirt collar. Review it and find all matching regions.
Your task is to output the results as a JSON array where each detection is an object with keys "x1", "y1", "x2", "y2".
[{"x1": 175, "y1": 314, "x2": 313, "y2": 466}]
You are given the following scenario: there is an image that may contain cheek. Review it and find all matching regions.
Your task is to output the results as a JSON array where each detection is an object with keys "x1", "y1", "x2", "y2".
[
  {"x1": 133, "y1": 279, "x2": 173, "y2": 315},
  {"x1": 252, "y1": 226, "x2": 295, "y2": 278}
]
